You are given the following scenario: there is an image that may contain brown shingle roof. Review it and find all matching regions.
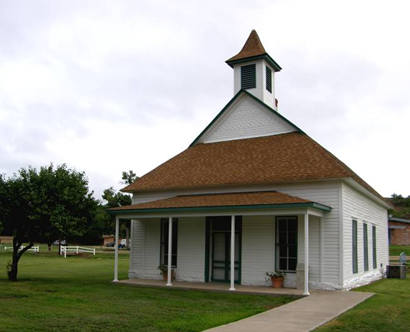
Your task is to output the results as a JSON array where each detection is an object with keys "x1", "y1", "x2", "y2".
[
  {"x1": 226, "y1": 30, "x2": 266, "y2": 63},
  {"x1": 122, "y1": 132, "x2": 383, "y2": 200},
  {"x1": 109, "y1": 191, "x2": 329, "y2": 212}
]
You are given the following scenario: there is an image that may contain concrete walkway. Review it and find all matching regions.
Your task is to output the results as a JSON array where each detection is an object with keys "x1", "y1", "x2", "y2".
[{"x1": 205, "y1": 290, "x2": 373, "y2": 332}]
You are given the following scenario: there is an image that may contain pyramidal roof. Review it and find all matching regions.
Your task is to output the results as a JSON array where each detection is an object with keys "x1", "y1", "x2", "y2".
[
  {"x1": 121, "y1": 129, "x2": 387, "y2": 206},
  {"x1": 226, "y1": 30, "x2": 281, "y2": 71},
  {"x1": 227, "y1": 30, "x2": 266, "y2": 62}
]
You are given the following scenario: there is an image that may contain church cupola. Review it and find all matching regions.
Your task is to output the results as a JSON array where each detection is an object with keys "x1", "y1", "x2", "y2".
[{"x1": 226, "y1": 30, "x2": 281, "y2": 110}]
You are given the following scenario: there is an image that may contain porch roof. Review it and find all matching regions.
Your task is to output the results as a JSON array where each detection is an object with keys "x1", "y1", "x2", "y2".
[{"x1": 108, "y1": 191, "x2": 331, "y2": 215}]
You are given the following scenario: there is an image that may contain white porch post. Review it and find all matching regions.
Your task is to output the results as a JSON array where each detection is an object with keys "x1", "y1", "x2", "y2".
[
  {"x1": 229, "y1": 215, "x2": 235, "y2": 291},
  {"x1": 113, "y1": 216, "x2": 119, "y2": 282},
  {"x1": 166, "y1": 217, "x2": 173, "y2": 286},
  {"x1": 304, "y1": 212, "x2": 310, "y2": 295}
]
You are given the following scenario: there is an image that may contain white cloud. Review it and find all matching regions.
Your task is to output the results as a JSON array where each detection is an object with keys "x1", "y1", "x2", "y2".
[{"x1": 0, "y1": 0, "x2": 409, "y2": 198}]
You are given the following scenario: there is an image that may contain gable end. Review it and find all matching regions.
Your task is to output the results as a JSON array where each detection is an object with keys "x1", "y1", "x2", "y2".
[{"x1": 191, "y1": 90, "x2": 302, "y2": 146}]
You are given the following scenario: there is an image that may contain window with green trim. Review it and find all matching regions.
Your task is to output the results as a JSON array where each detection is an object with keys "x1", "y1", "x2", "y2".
[
  {"x1": 363, "y1": 223, "x2": 368, "y2": 271},
  {"x1": 266, "y1": 66, "x2": 272, "y2": 93},
  {"x1": 160, "y1": 218, "x2": 178, "y2": 267},
  {"x1": 372, "y1": 225, "x2": 377, "y2": 269},
  {"x1": 276, "y1": 216, "x2": 297, "y2": 272},
  {"x1": 352, "y1": 219, "x2": 358, "y2": 274},
  {"x1": 241, "y1": 64, "x2": 256, "y2": 90}
]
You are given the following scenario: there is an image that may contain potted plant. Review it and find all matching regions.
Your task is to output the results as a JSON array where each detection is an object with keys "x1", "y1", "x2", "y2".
[
  {"x1": 158, "y1": 265, "x2": 176, "y2": 281},
  {"x1": 266, "y1": 271, "x2": 285, "y2": 288}
]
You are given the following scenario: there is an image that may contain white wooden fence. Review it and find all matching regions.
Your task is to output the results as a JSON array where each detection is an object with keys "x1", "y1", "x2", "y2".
[
  {"x1": 60, "y1": 246, "x2": 96, "y2": 258},
  {"x1": 2, "y1": 245, "x2": 40, "y2": 253}
]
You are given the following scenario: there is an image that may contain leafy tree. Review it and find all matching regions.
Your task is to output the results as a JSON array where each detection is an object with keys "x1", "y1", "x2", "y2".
[
  {"x1": 389, "y1": 194, "x2": 410, "y2": 219},
  {"x1": 0, "y1": 175, "x2": 5, "y2": 234},
  {"x1": 102, "y1": 187, "x2": 131, "y2": 208},
  {"x1": 101, "y1": 170, "x2": 138, "y2": 247},
  {"x1": 0, "y1": 173, "x2": 38, "y2": 280},
  {"x1": 0, "y1": 164, "x2": 96, "y2": 281},
  {"x1": 121, "y1": 170, "x2": 138, "y2": 185}
]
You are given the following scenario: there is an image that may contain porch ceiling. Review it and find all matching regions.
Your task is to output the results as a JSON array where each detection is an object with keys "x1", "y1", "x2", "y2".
[{"x1": 108, "y1": 191, "x2": 331, "y2": 216}]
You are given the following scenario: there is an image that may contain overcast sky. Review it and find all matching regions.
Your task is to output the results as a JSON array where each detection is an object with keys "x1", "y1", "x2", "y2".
[{"x1": 1, "y1": 0, "x2": 409, "y2": 200}]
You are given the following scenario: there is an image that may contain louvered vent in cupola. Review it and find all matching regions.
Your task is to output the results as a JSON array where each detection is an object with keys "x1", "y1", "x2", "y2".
[
  {"x1": 241, "y1": 64, "x2": 256, "y2": 90},
  {"x1": 266, "y1": 66, "x2": 272, "y2": 93}
]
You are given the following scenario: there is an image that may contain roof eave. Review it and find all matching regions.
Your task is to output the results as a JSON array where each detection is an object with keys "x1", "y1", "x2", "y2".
[
  {"x1": 343, "y1": 177, "x2": 392, "y2": 209},
  {"x1": 226, "y1": 53, "x2": 282, "y2": 71},
  {"x1": 108, "y1": 201, "x2": 331, "y2": 216}
]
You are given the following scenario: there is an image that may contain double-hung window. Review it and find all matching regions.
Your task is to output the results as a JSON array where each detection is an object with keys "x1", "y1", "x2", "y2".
[
  {"x1": 160, "y1": 218, "x2": 178, "y2": 267},
  {"x1": 363, "y1": 223, "x2": 369, "y2": 271},
  {"x1": 276, "y1": 216, "x2": 297, "y2": 272},
  {"x1": 352, "y1": 219, "x2": 358, "y2": 274},
  {"x1": 372, "y1": 225, "x2": 377, "y2": 269}
]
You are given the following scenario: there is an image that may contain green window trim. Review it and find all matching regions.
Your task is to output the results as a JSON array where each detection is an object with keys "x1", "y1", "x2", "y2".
[
  {"x1": 372, "y1": 225, "x2": 377, "y2": 269},
  {"x1": 363, "y1": 223, "x2": 369, "y2": 271},
  {"x1": 275, "y1": 216, "x2": 298, "y2": 273},
  {"x1": 205, "y1": 216, "x2": 242, "y2": 284},
  {"x1": 266, "y1": 66, "x2": 272, "y2": 93},
  {"x1": 352, "y1": 219, "x2": 358, "y2": 274}
]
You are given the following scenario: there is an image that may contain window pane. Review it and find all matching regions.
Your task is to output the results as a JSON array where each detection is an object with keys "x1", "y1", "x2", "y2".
[
  {"x1": 288, "y1": 258, "x2": 297, "y2": 271},
  {"x1": 288, "y1": 231, "x2": 297, "y2": 245},
  {"x1": 288, "y1": 219, "x2": 297, "y2": 232},
  {"x1": 279, "y1": 231, "x2": 287, "y2": 244},
  {"x1": 279, "y1": 245, "x2": 287, "y2": 258},
  {"x1": 279, "y1": 258, "x2": 287, "y2": 270},
  {"x1": 160, "y1": 219, "x2": 178, "y2": 267},
  {"x1": 288, "y1": 245, "x2": 297, "y2": 258},
  {"x1": 212, "y1": 217, "x2": 230, "y2": 231},
  {"x1": 372, "y1": 226, "x2": 377, "y2": 269},
  {"x1": 278, "y1": 220, "x2": 287, "y2": 232},
  {"x1": 352, "y1": 220, "x2": 358, "y2": 273},
  {"x1": 276, "y1": 217, "x2": 298, "y2": 272},
  {"x1": 363, "y1": 223, "x2": 368, "y2": 271}
]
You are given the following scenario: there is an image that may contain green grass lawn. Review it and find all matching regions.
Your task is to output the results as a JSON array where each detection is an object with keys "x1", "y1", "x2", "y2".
[
  {"x1": 316, "y1": 272, "x2": 410, "y2": 331},
  {"x1": 0, "y1": 251, "x2": 296, "y2": 332},
  {"x1": 390, "y1": 245, "x2": 410, "y2": 256}
]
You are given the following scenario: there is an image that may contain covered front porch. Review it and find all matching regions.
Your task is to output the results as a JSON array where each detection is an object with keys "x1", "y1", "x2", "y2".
[
  {"x1": 109, "y1": 191, "x2": 331, "y2": 296},
  {"x1": 117, "y1": 278, "x2": 304, "y2": 296}
]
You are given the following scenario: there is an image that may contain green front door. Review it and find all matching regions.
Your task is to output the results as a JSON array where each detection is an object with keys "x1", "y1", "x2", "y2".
[{"x1": 207, "y1": 216, "x2": 241, "y2": 283}]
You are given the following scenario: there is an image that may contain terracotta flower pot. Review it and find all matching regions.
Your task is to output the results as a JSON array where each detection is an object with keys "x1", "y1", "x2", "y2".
[{"x1": 271, "y1": 276, "x2": 284, "y2": 288}]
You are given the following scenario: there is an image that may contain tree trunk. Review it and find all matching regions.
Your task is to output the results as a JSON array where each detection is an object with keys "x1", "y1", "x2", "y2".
[
  {"x1": 58, "y1": 240, "x2": 61, "y2": 255},
  {"x1": 47, "y1": 240, "x2": 52, "y2": 252},
  {"x1": 8, "y1": 247, "x2": 19, "y2": 281},
  {"x1": 8, "y1": 239, "x2": 33, "y2": 281}
]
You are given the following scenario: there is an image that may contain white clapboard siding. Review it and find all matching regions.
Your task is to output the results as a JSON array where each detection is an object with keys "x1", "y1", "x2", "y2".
[
  {"x1": 295, "y1": 215, "x2": 321, "y2": 287},
  {"x1": 130, "y1": 181, "x2": 341, "y2": 288},
  {"x1": 342, "y1": 182, "x2": 388, "y2": 288},
  {"x1": 176, "y1": 217, "x2": 205, "y2": 282},
  {"x1": 241, "y1": 215, "x2": 275, "y2": 285},
  {"x1": 274, "y1": 182, "x2": 341, "y2": 288},
  {"x1": 129, "y1": 219, "x2": 162, "y2": 280},
  {"x1": 197, "y1": 93, "x2": 296, "y2": 144}
]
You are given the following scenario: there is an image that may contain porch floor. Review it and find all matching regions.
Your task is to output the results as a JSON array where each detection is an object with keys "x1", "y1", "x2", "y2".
[{"x1": 117, "y1": 278, "x2": 304, "y2": 296}]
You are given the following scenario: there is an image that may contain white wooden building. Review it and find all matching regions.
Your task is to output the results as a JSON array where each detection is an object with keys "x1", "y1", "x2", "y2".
[{"x1": 110, "y1": 30, "x2": 390, "y2": 294}]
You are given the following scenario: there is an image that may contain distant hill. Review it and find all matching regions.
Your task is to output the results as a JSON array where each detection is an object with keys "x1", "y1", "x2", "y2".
[{"x1": 387, "y1": 194, "x2": 410, "y2": 219}]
